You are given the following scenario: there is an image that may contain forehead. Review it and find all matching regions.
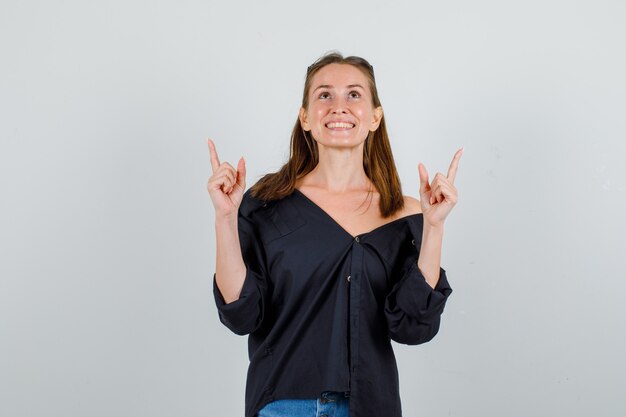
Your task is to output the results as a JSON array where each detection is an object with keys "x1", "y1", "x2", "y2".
[{"x1": 310, "y1": 63, "x2": 370, "y2": 91}]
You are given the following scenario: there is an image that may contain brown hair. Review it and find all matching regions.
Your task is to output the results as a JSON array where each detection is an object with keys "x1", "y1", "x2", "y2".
[{"x1": 250, "y1": 52, "x2": 404, "y2": 217}]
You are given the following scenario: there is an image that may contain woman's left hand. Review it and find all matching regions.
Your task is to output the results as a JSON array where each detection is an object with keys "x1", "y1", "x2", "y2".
[{"x1": 418, "y1": 148, "x2": 464, "y2": 228}]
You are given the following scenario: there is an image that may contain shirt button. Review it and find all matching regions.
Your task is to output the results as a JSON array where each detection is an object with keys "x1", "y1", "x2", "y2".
[
  {"x1": 355, "y1": 236, "x2": 360, "y2": 243},
  {"x1": 347, "y1": 275, "x2": 351, "y2": 282},
  {"x1": 411, "y1": 239, "x2": 415, "y2": 246}
]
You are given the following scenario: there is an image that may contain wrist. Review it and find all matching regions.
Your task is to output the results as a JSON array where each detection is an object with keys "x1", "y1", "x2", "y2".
[
  {"x1": 215, "y1": 212, "x2": 238, "y2": 228},
  {"x1": 423, "y1": 222, "x2": 444, "y2": 235}
]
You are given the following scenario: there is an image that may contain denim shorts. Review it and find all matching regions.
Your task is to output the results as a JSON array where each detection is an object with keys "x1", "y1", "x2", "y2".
[{"x1": 257, "y1": 391, "x2": 350, "y2": 417}]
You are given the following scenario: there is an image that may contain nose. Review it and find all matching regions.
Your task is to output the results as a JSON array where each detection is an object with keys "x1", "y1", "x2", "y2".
[
  {"x1": 331, "y1": 100, "x2": 348, "y2": 114},
  {"x1": 332, "y1": 106, "x2": 348, "y2": 114}
]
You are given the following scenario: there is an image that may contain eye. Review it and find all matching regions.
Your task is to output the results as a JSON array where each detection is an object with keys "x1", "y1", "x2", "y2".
[
  {"x1": 348, "y1": 91, "x2": 361, "y2": 99},
  {"x1": 318, "y1": 92, "x2": 331, "y2": 99}
]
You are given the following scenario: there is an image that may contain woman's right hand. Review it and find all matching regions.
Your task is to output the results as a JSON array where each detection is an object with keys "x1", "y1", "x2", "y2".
[{"x1": 207, "y1": 139, "x2": 246, "y2": 219}]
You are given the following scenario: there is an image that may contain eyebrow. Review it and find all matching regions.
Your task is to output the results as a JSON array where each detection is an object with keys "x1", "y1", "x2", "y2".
[{"x1": 312, "y1": 84, "x2": 366, "y2": 92}]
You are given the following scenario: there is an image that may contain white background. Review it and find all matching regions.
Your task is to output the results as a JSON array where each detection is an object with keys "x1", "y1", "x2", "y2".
[{"x1": 1, "y1": 0, "x2": 625, "y2": 416}]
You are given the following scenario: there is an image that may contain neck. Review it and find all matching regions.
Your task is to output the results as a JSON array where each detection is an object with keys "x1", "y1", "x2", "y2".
[{"x1": 302, "y1": 143, "x2": 371, "y2": 193}]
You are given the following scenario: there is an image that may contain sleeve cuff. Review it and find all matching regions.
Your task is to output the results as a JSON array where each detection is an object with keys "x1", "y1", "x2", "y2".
[
  {"x1": 212, "y1": 271, "x2": 264, "y2": 335},
  {"x1": 392, "y1": 263, "x2": 452, "y2": 320}
]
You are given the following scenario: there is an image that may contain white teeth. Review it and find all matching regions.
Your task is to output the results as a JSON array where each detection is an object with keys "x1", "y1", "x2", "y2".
[{"x1": 326, "y1": 122, "x2": 354, "y2": 129}]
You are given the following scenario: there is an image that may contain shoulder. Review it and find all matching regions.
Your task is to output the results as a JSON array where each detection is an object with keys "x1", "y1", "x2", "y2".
[
  {"x1": 400, "y1": 195, "x2": 422, "y2": 216},
  {"x1": 240, "y1": 188, "x2": 268, "y2": 218},
  {"x1": 400, "y1": 196, "x2": 424, "y2": 240}
]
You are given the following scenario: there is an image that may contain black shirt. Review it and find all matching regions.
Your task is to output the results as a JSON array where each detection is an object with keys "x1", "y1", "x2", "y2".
[{"x1": 213, "y1": 188, "x2": 453, "y2": 417}]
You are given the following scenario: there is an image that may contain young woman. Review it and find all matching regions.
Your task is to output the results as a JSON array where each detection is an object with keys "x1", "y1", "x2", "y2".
[{"x1": 207, "y1": 52, "x2": 463, "y2": 417}]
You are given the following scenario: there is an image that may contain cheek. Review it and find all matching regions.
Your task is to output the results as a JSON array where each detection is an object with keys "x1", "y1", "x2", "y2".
[
  {"x1": 311, "y1": 109, "x2": 327, "y2": 126},
  {"x1": 356, "y1": 109, "x2": 374, "y2": 127}
]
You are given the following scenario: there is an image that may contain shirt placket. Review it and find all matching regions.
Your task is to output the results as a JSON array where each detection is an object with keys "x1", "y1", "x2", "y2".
[{"x1": 348, "y1": 235, "x2": 364, "y2": 395}]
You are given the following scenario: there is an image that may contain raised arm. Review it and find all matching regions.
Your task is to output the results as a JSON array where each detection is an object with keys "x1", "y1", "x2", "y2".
[
  {"x1": 207, "y1": 138, "x2": 247, "y2": 303},
  {"x1": 417, "y1": 147, "x2": 463, "y2": 288}
]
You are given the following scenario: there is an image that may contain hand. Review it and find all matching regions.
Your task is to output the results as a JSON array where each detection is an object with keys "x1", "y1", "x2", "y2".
[
  {"x1": 418, "y1": 148, "x2": 463, "y2": 228},
  {"x1": 206, "y1": 139, "x2": 246, "y2": 218}
]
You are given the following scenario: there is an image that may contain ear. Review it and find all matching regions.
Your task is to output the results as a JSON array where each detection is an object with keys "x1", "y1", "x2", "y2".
[
  {"x1": 299, "y1": 107, "x2": 311, "y2": 131},
  {"x1": 370, "y1": 106, "x2": 383, "y2": 131}
]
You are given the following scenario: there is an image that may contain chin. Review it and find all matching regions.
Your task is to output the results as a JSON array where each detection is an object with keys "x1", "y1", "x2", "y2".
[
  {"x1": 318, "y1": 138, "x2": 366, "y2": 150},
  {"x1": 314, "y1": 133, "x2": 368, "y2": 149}
]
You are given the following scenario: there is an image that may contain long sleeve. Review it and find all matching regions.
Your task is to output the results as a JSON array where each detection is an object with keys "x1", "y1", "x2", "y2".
[
  {"x1": 384, "y1": 216, "x2": 453, "y2": 345},
  {"x1": 213, "y1": 192, "x2": 269, "y2": 336}
]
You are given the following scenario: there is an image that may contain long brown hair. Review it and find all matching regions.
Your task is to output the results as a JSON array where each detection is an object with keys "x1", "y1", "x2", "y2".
[{"x1": 250, "y1": 52, "x2": 404, "y2": 217}]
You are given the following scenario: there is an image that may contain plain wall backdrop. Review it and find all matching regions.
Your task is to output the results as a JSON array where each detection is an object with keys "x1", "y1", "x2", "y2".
[{"x1": 1, "y1": 0, "x2": 625, "y2": 416}]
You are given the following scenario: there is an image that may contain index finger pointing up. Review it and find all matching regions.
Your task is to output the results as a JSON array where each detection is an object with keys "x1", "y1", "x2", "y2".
[
  {"x1": 446, "y1": 147, "x2": 464, "y2": 184},
  {"x1": 207, "y1": 138, "x2": 221, "y2": 174}
]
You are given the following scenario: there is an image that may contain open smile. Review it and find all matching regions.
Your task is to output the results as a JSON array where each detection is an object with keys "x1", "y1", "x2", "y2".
[{"x1": 325, "y1": 121, "x2": 355, "y2": 130}]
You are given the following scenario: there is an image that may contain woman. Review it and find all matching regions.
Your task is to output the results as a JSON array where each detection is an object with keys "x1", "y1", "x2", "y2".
[{"x1": 207, "y1": 52, "x2": 463, "y2": 417}]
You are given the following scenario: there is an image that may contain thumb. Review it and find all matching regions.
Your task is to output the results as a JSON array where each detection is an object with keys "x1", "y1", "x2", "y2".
[
  {"x1": 418, "y1": 163, "x2": 430, "y2": 194},
  {"x1": 236, "y1": 156, "x2": 246, "y2": 188}
]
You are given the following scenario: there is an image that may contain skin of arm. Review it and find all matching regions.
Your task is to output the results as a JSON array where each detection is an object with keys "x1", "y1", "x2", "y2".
[
  {"x1": 417, "y1": 223, "x2": 444, "y2": 289},
  {"x1": 416, "y1": 148, "x2": 463, "y2": 288},
  {"x1": 215, "y1": 213, "x2": 247, "y2": 304},
  {"x1": 207, "y1": 138, "x2": 248, "y2": 304}
]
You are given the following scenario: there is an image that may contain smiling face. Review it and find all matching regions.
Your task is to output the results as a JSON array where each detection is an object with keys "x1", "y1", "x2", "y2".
[{"x1": 299, "y1": 63, "x2": 383, "y2": 149}]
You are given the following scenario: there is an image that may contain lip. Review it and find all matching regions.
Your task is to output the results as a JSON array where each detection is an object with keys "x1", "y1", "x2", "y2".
[{"x1": 325, "y1": 120, "x2": 356, "y2": 130}]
